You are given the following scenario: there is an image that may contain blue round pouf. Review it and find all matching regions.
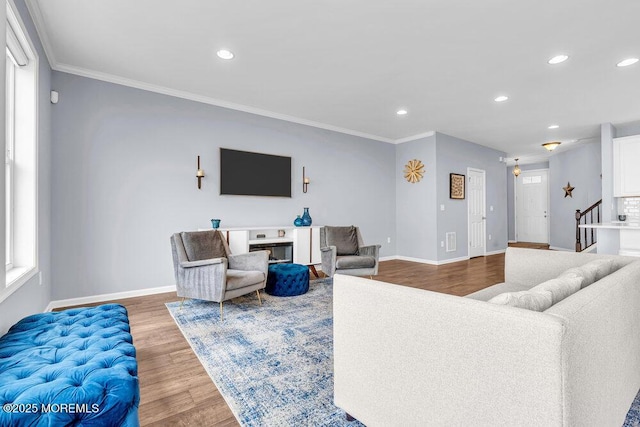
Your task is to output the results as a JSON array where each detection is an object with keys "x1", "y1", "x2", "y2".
[{"x1": 266, "y1": 263, "x2": 310, "y2": 296}]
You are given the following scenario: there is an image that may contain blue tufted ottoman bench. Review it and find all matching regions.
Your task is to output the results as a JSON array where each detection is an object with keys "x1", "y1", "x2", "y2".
[
  {"x1": 266, "y1": 263, "x2": 310, "y2": 296},
  {"x1": 0, "y1": 304, "x2": 140, "y2": 426}
]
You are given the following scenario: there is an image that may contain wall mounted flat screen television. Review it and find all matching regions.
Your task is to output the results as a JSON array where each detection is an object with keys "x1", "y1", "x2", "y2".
[{"x1": 220, "y1": 148, "x2": 292, "y2": 197}]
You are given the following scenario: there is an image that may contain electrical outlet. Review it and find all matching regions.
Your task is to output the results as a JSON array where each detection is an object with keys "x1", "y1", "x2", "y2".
[
  {"x1": 441, "y1": 241, "x2": 444, "y2": 247},
  {"x1": 387, "y1": 237, "x2": 391, "y2": 243}
]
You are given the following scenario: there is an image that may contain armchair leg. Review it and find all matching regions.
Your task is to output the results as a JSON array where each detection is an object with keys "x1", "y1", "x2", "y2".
[
  {"x1": 220, "y1": 302, "x2": 224, "y2": 321},
  {"x1": 256, "y1": 290, "x2": 262, "y2": 305},
  {"x1": 179, "y1": 297, "x2": 186, "y2": 310}
]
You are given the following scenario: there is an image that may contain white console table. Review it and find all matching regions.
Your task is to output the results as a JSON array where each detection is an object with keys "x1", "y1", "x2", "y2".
[{"x1": 217, "y1": 226, "x2": 322, "y2": 276}]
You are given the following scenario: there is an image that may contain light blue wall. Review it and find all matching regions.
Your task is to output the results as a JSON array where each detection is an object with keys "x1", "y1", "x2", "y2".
[
  {"x1": 395, "y1": 135, "x2": 437, "y2": 260},
  {"x1": 0, "y1": 0, "x2": 52, "y2": 334},
  {"x1": 435, "y1": 133, "x2": 507, "y2": 259},
  {"x1": 549, "y1": 141, "x2": 601, "y2": 251},
  {"x1": 50, "y1": 72, "x2": 396, "y2": 300},
  {"x1": 507, "y1": 162, "x2": 549, "y2": 241}
]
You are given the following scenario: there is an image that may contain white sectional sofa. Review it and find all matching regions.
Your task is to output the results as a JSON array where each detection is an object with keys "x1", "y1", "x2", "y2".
[{"x1": 333, "y1": 248, "x2": 640, "y2": 426}]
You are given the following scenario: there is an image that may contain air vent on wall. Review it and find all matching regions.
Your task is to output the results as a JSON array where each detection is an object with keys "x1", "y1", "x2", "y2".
[{"x1": 446, "y1": 232, "x2": 456, "y2": 252}]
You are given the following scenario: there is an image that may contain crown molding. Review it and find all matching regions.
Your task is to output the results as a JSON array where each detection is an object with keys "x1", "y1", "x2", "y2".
[
  {"x1": 24, "y1": 0, "x2": 56, "y2": 67},
  {"x1": 394, "y1": 131, "x2": 436, "y2": 144}
]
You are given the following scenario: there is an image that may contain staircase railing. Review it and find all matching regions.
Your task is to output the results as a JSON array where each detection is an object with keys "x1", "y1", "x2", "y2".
[{"x1": 575, "y1": 199, "x2": 602, "y2": 252}]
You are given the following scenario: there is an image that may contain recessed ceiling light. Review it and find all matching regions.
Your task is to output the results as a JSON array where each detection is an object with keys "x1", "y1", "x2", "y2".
[
  {"x1": 548, "y1": 124, "x2": 560, "y2": 129},
  {"x1": 617, "y1": 58, "x2": 639, "y2": 67},
  {"x1": 216, "y1": 49, "x2": 235, "y2": 60},
  {"x1": 548, "y1": 55, "x2": 569, "y2": 65},
  {"x1": 396, "y1": 109, "x2": 408, "y2": 116},
  {"x1": 494, "y1": 95, "x2": 509, "y2": 102}
]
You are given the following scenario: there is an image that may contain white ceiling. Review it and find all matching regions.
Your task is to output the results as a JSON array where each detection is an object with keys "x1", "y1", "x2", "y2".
[{"x1": 26, "y1": 0, "x2": 640, "y2": 160}]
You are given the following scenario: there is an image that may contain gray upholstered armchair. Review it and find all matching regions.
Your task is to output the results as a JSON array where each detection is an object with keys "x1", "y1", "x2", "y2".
[
  {"x1": 170, "y1": 230, "x2": 269, "y2": 320},
  {"x1": 320, "y1": 226, "x2": 381, "y2": 278}
]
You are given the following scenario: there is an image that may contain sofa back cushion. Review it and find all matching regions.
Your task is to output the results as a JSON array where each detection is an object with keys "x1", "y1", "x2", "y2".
[
  {"x1": 560, "y1": 258, "x2": 615, "y2": 289},
  {"x1": 488, "y1": 290, "x2": 553, "y2": 312},
  {"x1": 529, "y1": 276, "x2": 583, "y2": 305}
]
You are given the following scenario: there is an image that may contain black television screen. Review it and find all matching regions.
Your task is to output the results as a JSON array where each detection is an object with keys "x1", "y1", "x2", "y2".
[{"x1": 220, "y1": 148, "x2": 292, "y2": 197}]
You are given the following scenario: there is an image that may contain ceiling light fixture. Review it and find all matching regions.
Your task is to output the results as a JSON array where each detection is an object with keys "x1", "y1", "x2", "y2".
[
  {"x1": 494, "y1": 95, "x2": 509, "y2": 102},
  {"x1": 542, "y1": 141, "x2": 562, "y2": 151},
  {"x1": 617, "y1": 58, "x2": 639, "y2": 67},
  {"x1": 216, "y1": 49, "x2": 235, "y2": 60},
  {"x1": 548, "y1": 54, "x2": 569, "y2": 65},
  {"x1": 548, "y1": 124, "x2": 560, "y2": 129},
  {"x1": 396, "y1": 109, "x2": 408, "y2": 116},
  {"x1": 513, "y1": 158, "x2": 521, "y2": 177}
]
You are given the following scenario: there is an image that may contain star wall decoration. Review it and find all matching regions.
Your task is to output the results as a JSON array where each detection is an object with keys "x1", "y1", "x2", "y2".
[{"x1": 563, "y1": 182, "x2": 575, "y2": 198}]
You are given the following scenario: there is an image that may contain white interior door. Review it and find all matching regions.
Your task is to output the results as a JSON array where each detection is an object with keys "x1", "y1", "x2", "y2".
[
  {"x1": 515, "y1": 169, "x2": 549, "y2": 243},
  {"x1": 468, "y1": 168, "x2": 486, "y2": 258}
]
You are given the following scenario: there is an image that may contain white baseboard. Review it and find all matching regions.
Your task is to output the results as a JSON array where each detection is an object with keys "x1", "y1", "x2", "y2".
[
  {"x1": 393, "y1": 255, "x2": 439, "y2": 265},
  {"x1": 379, "y1": 256, "x2": 396, "y2": 262},
  {"x1": 549, "y1": 246, "x2": 574, "y2": 252},
  {"x1": 486, "y1": 249, "x2": 507, "y2": 256},
  {"x1": 45, "y1": 285, "x2": 177, "y2": 311},
  {"x1": 437, "y1": 256, "x2": 471, "y2": 265},
  {"x1": 508, "y1": 240, "x2": 517, "y2": 243}
]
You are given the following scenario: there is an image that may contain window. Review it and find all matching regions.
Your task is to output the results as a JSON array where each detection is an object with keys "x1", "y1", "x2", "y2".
[{"x1": 1, "y1": 0, "x2": 38, "y2": 302}]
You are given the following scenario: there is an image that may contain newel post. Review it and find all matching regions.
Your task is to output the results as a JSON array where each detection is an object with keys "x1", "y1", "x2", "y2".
[{"x1": 575, "y1": 209, "x2": 582, "y2": 252}]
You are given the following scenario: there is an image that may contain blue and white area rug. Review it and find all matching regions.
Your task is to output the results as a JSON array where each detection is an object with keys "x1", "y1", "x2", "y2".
[
  {"x1": 166, "y1": 278, "x2": 362, "y2": 426},
  {"x1": 167, "y1": 279, "x2": 640, "y2": 427}
]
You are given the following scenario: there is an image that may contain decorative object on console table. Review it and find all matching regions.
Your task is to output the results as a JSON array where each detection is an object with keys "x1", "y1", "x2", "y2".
[
  {"x1": 211, "y1": 218, "x2": 221, "y2": 229},
  {"x1": 196, "y1": 155, "x2": 205, "y2": 189},
  {"x1": 294, "y1": 215, "x2": 303, "y2": 227},
  {"x1": 450, "y1": 173, "x2": 465, "y2": 199},
  {"x1": 301, "y1": 207, "x2": 312, "y2": 226}
]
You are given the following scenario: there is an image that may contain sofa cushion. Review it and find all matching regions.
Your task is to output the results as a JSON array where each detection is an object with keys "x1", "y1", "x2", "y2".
[
  {"x1": 529, "y1": 276, "x2": 583, "y2": 305},
  {"x1": 181, "y1": 230, "x2": 227, "y2": 261},
  {"x1": 465, "y1": 282, "x2": 531, "y2": 301},
  {"x1": 488, "y1": 290, "x2": 553, "y2": 311},
  {"x1": 560, "y1": 258, "x2": 615, "y2": 289},
  {"x1": 325, "y1": 226, "x2": 359, "y2": 255},
  {"x1": 226, "y1": 269, "x2": 265, "y2": 290},
  {"x1": 336, "y1": 255, "x2": 376, "y2": 269}
]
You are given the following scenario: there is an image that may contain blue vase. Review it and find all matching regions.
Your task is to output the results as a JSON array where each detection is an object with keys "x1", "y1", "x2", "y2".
[
  {"x1": 301, "y1": 207, "x2": 312, "y2": 226},
  {"x1": 293, "y1": 215, "x2": 303, "y2": 227},
  {"x1": 211, "y1": 219, "x2": 221, "y2": 229}
]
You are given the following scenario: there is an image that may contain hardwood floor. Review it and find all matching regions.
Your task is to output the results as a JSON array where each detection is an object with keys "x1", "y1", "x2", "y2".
[{"x1": 60, "y1": 253, "x2": 508, "y2": 426}]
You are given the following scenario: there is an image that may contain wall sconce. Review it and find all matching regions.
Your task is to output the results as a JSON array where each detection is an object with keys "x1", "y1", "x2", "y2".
[
  {"x1": 196, "y1": 155, "x2": 205, "y2": 189},
  {"x1": 513, "y1": 158, "x2": 521, "y2": 177},
  {"x1": 542, "y1": 141, "x2": 561, "y2": 151},
  {"x1": 303, "y1": 166, "x2": 310, "y2": 193}
]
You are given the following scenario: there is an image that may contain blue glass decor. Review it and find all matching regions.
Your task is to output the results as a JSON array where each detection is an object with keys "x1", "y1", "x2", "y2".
[
  {"x1": 211, "y1": 219, "x2": 221, "y2": 229},
  {"x1": 301, "y1": 207, "x2": 312, "y2": 226},
  {"x1": 293, "y1": 215, "x2": 303, "y2": 227}
]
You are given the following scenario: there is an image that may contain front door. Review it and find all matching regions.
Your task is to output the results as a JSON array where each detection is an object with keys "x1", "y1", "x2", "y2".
[
  {"x1": 468, "y1": 168, "x2": 486, "y2": 258},
  {"x1": 515, "y1": 169, "x2": 549, "y2": 243}
]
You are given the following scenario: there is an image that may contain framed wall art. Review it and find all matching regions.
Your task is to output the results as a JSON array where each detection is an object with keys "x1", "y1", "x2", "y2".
[{"x1": 450, "y1": 173, "x2": 465, "y2": 199}]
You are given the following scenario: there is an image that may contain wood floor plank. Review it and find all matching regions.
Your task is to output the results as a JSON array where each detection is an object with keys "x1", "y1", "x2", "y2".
[{"x1": 57, "y1": 251, "x2": 515, "y2": 425}]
